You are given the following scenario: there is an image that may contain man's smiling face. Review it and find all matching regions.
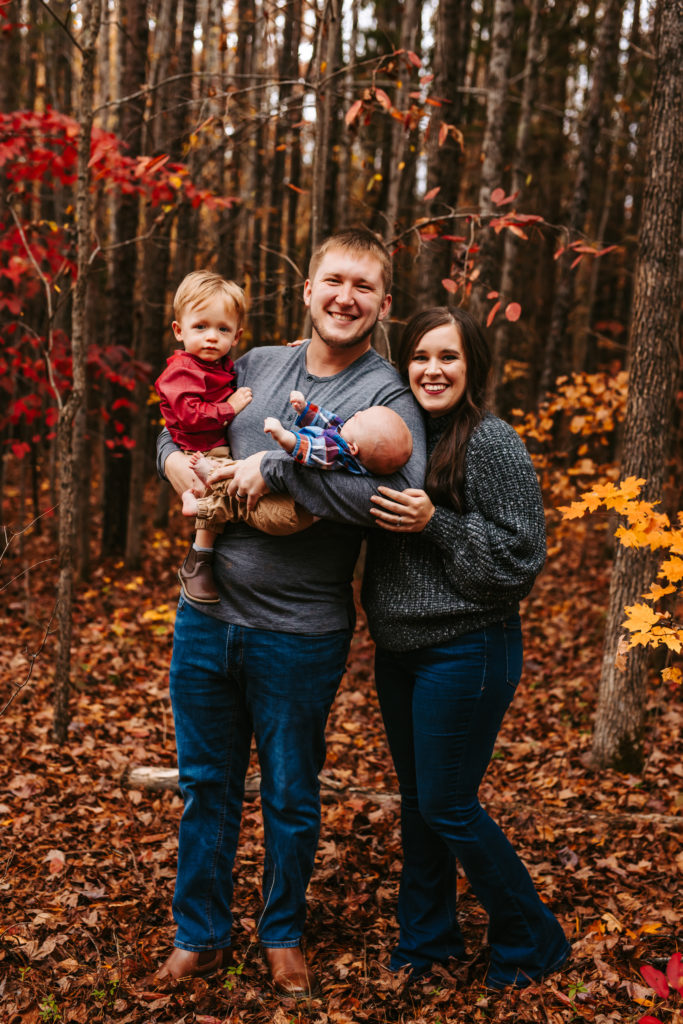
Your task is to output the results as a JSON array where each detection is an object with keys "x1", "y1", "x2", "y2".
[{"x1": 304, "y1": 247, "x2": 392, "y2": 353}]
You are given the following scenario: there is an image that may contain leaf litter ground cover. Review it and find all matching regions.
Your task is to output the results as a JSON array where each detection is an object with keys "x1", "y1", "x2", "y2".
[{"x1": 0, "y1": 502, "x2": 681, "y2": 1023}]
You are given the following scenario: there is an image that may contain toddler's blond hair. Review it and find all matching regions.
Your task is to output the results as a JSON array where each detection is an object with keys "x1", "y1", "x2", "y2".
[{"x1": 173, "y1": 270, "x2": 245, "y2": 326}]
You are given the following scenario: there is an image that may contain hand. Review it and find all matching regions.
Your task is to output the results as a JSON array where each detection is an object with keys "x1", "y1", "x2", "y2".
[
  {"x1": 370, "y1": 486, "x2": 435, "y2": 533},
  {"x1": 207, "y1": 451, "x2": 269, "y2": 513},
  {"x1": 264, "y1": 416, "x2": 281, "y2": 437},
  {"x1": 164, "y1": 450, "x2": 205, "y2": 498},
  {"x1": 290, "y1": 390, "x2": 305, "y2": 413},
  {"x1": 229, "y1": 386, "x2": 253, "y2": 415}
]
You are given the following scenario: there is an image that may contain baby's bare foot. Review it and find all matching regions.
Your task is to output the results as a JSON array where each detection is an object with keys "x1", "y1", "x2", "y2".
[
  {"x1": 181, "y1": 489, "x2": 199, "y2": 517},
  {"x1": 189, "y1": 453, "x2": 214, "y2": 485}
]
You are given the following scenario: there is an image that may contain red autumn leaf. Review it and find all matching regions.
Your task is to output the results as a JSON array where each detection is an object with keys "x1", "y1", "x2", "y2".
[
  {"x1": 638, "y1": 1017, "x2": 664, "y2": 1024},
  {"x1": 286, "y1": 183, "x2": 308, "y2": 194},
  {"x1": 486, "y1": 300, "x2": 501, "y2": 327},
  {"x1": 666, "y1": 952, "x2": 683, "y2": 994},
  {"x1": 505, "y1": 302, "x2": 522, "y2": 322},
  {"x1": 406, "y1": 50, "x2": 422, "y2": 67},
  {"x1": 640, "y1": 964, "x2": 669, "y2": 998},
  {"x1": 345, "y1": 99, "x2": 363, "y2": 126},
  {"x1": 487, "y1": 290, "x2": 499, "y2": 299},
  {"x1": 424, "y1": 186, "x2": 440, "y2": 201},
  {"x1": 374, "y1": 88, "x2": 393, "y2": 111},
  {"x1": 441, "y1": 278, "x2": 458, "y2": 294},
  {"x1": 438, "y1": 122, "x2": 448, "y2": 147},
  {"x1": 490, "y1": 187, "x2": 506, "y2": 205}
]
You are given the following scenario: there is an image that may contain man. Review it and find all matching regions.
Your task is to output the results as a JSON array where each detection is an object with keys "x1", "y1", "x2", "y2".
[{"x1": 155, "y1": 229, "x2": 426, "y2": 997}]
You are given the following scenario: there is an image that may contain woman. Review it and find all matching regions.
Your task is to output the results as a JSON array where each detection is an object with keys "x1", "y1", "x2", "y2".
[{"x1": 362, "y1": 307, "x2": 570, "y2": 989}]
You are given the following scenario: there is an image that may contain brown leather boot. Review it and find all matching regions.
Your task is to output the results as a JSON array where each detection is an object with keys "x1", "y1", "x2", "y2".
[
  {"x1": 177, "y1": 546, "x2": 220, "y2": 604},
  {"x1": 263, "y1": 945, "x2": 322, "y2": 998}
]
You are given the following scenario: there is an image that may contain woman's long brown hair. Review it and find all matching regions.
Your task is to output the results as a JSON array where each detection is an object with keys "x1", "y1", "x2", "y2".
[{"x1": 395, "y1": 307, "x2": 492, "y2": 512}]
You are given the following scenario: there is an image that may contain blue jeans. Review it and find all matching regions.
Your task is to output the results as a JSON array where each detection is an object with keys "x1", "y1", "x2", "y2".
[
  {"x1": 169, "y1": 596, "x2": 351, "y2": 951},
  {"x1": 375, "y1": 617, "x2": 570, "y2": 988}
]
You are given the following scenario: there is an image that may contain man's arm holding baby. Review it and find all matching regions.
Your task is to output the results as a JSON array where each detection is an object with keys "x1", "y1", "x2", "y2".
[{"x1": 212, "y1": 388, "x2": 426, "y2": 526}]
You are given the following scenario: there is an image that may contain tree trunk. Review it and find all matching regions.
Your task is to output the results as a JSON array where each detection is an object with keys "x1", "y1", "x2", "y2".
[
  {"x1": 491, "y1": 0, "x2": 541, "y2": 412},
  {"x1": 591, "y1": 0, "x2": 682, "y2": 772},
  {"x1": 125, "y1": 0, "x2": 196, "y2": 567},
  {"x1": 383, "y1": 0, "x2": 421, "y2": 241},
  {"x1": 53, "y1": 0, "x2": 101, "y2": 744},
  {"x1": 540, "y1": 0, "x2": 625, "y2": 394},
  {"x1": 263, "y1": 0, "x2": 301, "y2": 343},
  {"x1": 416, "y1": 0, "x2": 471, "y2": 307},
  {"x1": 311, "y1": 0, "x2": 342, "y2": 251},
  {"x1": 101, "y1": 0, "x2": 148, "y2": 556},
  {"x1": 467, "y1": 0, "x2": 515, "y2": 329}
]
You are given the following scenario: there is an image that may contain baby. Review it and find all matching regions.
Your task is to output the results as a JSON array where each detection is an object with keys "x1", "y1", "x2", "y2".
[
  {"x1": 185, "y1": 391, "x2": 413, "y2": 520},
  {"x1": 264, "y1": 391, "x2": 413, "y2": 474}
]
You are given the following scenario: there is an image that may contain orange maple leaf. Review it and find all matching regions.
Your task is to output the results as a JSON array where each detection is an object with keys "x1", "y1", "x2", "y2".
[
  {"x1": 658, "y1": 556, "x2": 683, "y2": 583},
  {"x1": 622, "y1": 603, "x2": 662, "y2": 634}
]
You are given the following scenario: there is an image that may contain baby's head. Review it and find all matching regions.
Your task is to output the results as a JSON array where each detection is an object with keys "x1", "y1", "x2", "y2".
[
  {"x1": 172, "y1": 271, "x2": 245, "y2": 363},
  {"x1": 340, "y1": 406, "x2": 413, "y2": 475}
]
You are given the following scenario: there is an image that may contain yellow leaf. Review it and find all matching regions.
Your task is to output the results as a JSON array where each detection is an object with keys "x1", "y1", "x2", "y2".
[
  {"x1": 558, "y1": 500, "x2": 588, "y2": 520},
  {"x1": 642, "y1": 582, "x2": 676, "y2": 601},
  {"x1": 662, "y1": 667, "x2": 682, "y2": 685},
  {"x1": 658, "y1": 556, "x2": 683, "y2": 583},
  {"x1": 622, "y1": 603, "x2": 662, "y2": 634},
  {"x1": 619, "y1": 476, "x2": 646, "y2": 499}
]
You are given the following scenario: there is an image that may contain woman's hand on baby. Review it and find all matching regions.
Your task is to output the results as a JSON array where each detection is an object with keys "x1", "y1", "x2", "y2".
[
  {"x1": 370, "y1": 486, "x2": 435, "y2": 532},
  {"x1": 229, "y1": 386, "x2": 253, "y2": 415}
]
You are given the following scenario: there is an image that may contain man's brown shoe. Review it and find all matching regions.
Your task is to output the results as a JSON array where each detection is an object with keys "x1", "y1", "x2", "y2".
[
  {"x1": 263, "y1": 946, "x2": 321, "y2": 999},
  {"x1": 154, "y1": 946, "x2": 230, "y2": 984},
  {"x1": 178, "y1": 546, "x2": 220, "y2": 603}
]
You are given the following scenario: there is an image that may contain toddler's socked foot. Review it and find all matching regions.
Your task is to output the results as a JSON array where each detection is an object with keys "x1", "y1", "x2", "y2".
[
  {"x1": 182, "y1": 489, "x2": 199, "y2": 517},
  {"x1": 189, "y1": 452, "x2": 214, "y2": 485}
]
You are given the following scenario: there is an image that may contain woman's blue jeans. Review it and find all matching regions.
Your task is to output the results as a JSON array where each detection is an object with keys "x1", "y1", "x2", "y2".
[
  {"x1": 375, "y1": 617, "x2": 570, "y2": 988},
  {"x1": 169, "y1": 596, "x2": 351, "y2": 952}
]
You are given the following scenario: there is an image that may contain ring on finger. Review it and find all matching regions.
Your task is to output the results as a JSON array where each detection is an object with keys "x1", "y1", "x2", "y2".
[{"x1": 236, "y1": 492, "x2": 247, "y2": 500}]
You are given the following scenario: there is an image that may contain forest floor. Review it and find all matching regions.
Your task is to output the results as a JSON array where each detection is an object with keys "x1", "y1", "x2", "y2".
[{"x1": 0, "y1": 491, "x2": 681, "y2": 1024}]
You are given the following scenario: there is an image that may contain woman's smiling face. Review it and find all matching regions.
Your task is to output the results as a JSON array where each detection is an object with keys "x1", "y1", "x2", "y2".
[{"x1": 407, "y1": 322, "x2": 468, "y2": 417}]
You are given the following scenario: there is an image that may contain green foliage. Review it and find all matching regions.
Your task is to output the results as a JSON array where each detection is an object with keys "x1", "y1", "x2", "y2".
[{"x1": 39, "y1": 994, "x2": 61, "y2": 1023}]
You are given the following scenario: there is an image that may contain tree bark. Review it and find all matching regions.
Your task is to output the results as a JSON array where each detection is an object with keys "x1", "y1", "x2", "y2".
[
  {"x1": 540, "y1": 0, "x2": 625, "y2": 394},
  {"x1": 125, "y1": 0, "x2": 196, "y2": 567},
  {"x1": 491, "y1": 0, "x2": 541, "y2": 411},
  {"x1": 416, "y1": 0, "x2": 471, "y2": 307},
  {"x1": 591, "y1": 0, "x2": 682, "y2": 771},
  {"x1": 467, "y1": 0, "x2": 515, "y2": 328},
  {"x1": 101, "y1": 0, "x2": 148, "y2": 556},
  {"x1": 53, "y1": 0, "x2": 101, "y2": 744},
  {"x1": 263, "y1": 0, "x2": 302, "y2": 343},
  {"x1": 311, "y1": 0, "x2": 342, "y2": 252}
]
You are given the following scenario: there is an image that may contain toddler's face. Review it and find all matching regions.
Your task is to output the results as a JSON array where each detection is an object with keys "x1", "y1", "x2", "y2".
[{"x1": 173, "y1": 294, "x2": 242, "y2": 363}]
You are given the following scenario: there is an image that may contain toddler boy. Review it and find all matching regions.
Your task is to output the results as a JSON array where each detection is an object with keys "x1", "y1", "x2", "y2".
[{"x1": 155, "y1": 270, "x2": 312, "y2": 604}]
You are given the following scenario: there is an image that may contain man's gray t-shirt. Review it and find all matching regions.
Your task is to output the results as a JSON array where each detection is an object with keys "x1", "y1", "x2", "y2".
[{"x1": 157, "y1": 341, "x2": 426, "y2": 634}]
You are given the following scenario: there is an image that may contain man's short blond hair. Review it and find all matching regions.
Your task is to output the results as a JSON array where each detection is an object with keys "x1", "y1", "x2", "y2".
[
  {"x1": 173, "y1": 270, "x2": 246, "y2": 326},
  {"x1": 308, "y1": 228, "x2": 393, "y2": 295}
]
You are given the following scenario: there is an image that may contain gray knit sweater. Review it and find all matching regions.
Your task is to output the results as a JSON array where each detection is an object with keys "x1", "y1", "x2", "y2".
[{"x1": 361, "y1": 412, "x2": 546, "y2": 652}]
